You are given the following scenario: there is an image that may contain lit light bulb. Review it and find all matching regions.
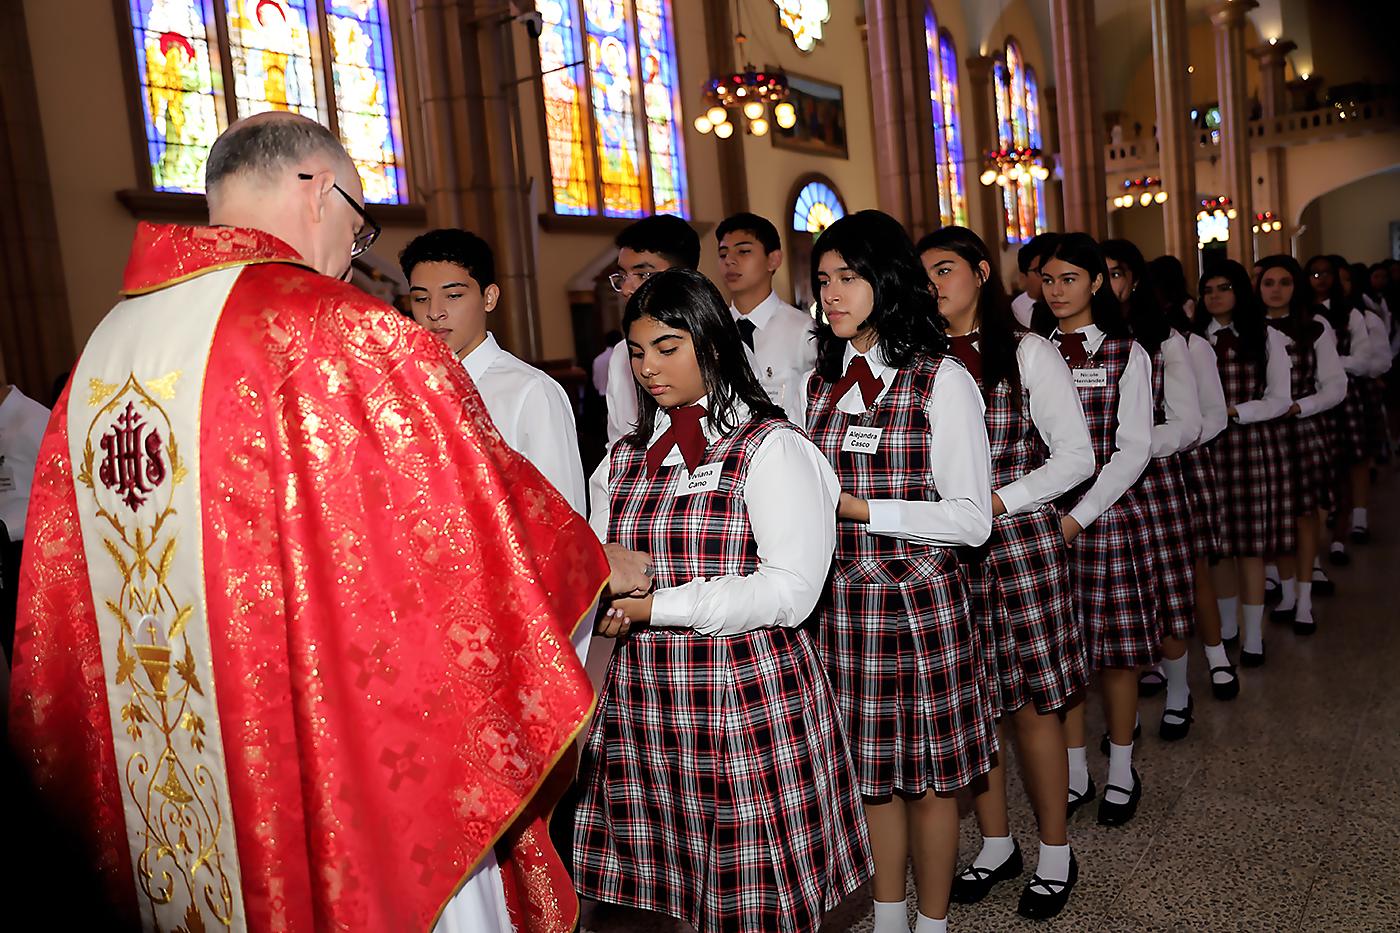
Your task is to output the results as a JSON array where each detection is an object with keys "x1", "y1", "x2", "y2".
[
  {"x1": 1197, "y1": 210, "x2": 1207, "y2": 220},
  {"x1": 714, "y1": 120, "x2": 734, "y2": 139},
  {"x1": 743, "y1": 100, "x2": 765, "y2": 120},
  {"x1": 1226, "y1": 208, "x2": 1238, "y2": 219},
  {"x1": 1008, "y1": 164, "x2": 1023, "y2": 180},
  {"x1": 1155, "y1": 191, "x2": 1169, "y2": 204},
  {"x1": 980, "y1": 168, "x2": 998, "y2": 186},
  {"x1": 1273, "y1": 221, "x2": 1283, "y2": 231},
  {"x1": 775, "y1": 102, "x2": 797, "y2": 128},
  {"x1": 1253, "y1": 224, "x2": 1261, "y2": 233},
  {"x1": 1140, "y1": 192, "x2": 1153, "y2": 207},
  {"x1": 750, "y1": 117, "x2": 770, "y2": 136},
  {"x1": 996, "y1": 173, "x2": 1009, "y2": 187},
  {"x1": 736, "y1": 86, "x2": 747, "y2": 96},
  {"x1": 1036, "y1": 165, "x2": 1050, "y2": 180},
  {"x1": 694, "y1": 115, "x2": 713, "y2": 134},
  {"x1": 706, "y1": 106, "x2": 728, "y2": 126},
  {"x1": 1214, "y1": 209, "x2": 1225, "y2": 218}
]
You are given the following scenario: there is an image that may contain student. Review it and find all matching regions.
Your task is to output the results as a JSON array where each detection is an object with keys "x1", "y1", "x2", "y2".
[
  {"x1": 1012, "y1": 233, "x2": 1058, "y2": 328},
  {"x1": 399, "y1": 228, "x2": 587, "y2": 513},
  {"x1": 802, "y1": 210, "x2": 994, "y2": 933},
  {"x1": 1256, "y1": 256, "x2": 1346, "y2": 635},
  {"x1": 1349, "y1": 261, "x2": 1393, "y2": 474},
  {"x1": 918, "y1": 227, "x2": 1093, "y2": 920},
  {"x1": 1103, "y1": 240, "x2": 1201, "y2": 741},
  {"x1": 603, "y1": 215, "x2": 701, "y2": 445},
  {"x1": 715, "y1": 212, "x2": 818, "y2": 407},
  {"x1": 573, "y1": 268, "x2": 872, "y2": 933},
  {"x1": 1192, "y1": 261, "x2": 1293, "y2": 667},
  {"x1": 1149, "y1": 255, "x2": 1238, "y2": 695},
  {"x1": 1030, "y1": 234, "x2": 1156, "y2": 828}
]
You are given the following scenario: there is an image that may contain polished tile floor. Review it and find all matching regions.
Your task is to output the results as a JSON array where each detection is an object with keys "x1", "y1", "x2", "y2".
[{"x1": 582, "y1": 474, "x2": 1400, "y2": 932}]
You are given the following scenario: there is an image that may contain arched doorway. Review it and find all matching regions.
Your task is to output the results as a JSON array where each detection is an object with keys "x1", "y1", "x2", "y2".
[{"x1": 787, "y1": 174, "x2": 847, "y2": 313}]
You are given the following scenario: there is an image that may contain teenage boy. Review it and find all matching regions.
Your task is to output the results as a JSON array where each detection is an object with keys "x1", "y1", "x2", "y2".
[{"x1": 1012, "y1": 232, "x2": 1057, "y2": 327}]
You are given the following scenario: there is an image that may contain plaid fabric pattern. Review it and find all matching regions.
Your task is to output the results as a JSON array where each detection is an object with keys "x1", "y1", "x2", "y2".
[
  {"x1": 1213, "y1": 331, "x2": 1291, "y2": 556},
  {"x1": 1055, "y1": 334, "x2": 1160, "y2": 669},
  {"x1": 1277, "y1": 327, "x2": 1333, "y2": 516},
  {"x1": 1139, "y1": 342, "x2": 1196, "y2": 641},
  {"x1": 1362, "y1": 376, "x2": 1390, "y2": 461},
  {"x1": 574, "y1": 417, "x2": 873, "y2": 932},
  {"x1": 1330, "y1": 322, "x2": 1371, "y2": 465},
  {"x1": 1179, "y1": 443, "x2": 1222, "y2": 561},
  {"x1": 806, "y1": 356, "x2": 996, "y2": 796}
]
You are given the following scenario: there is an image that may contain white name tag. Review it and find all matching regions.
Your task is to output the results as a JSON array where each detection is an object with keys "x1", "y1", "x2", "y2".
[
  {"x1": 842, "y1": 425, "x2": 884, "y2": 454},
  {"x1": 676, "y1": 462, "x2": 723, "y2": 496},
  {"x1": 1072, "y1": 367, "x2": 1109, "y2": 388}
]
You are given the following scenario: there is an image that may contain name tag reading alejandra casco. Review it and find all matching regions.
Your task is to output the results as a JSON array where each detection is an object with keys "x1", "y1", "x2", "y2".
[
  {"x1": 841, "y1": 425, "x2": 884, "y2": 454},
  {"x1": 675, "y1": 462, "x2": 723, "y2": 496},
  {"x1": 1072, "y1": 367, "x2": 1109, "y2": 388}
]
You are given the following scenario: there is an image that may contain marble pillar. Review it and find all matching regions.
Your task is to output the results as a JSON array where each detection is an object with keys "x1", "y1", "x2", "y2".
[
  {"x1": 1150, "y1": 0, "x2": 1199, "y2": 264},
  {"x1": 1049, "y1": 0, "x2": 1108, "y2": 238},
  {"x1": 1209, "y1": 0, "x2": 1258, "y2": 266}
]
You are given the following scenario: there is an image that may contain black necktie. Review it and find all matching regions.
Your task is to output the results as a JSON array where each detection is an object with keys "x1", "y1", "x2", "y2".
[{"x1": 735, "y1": 317, "x2": 756, "y2": 351}]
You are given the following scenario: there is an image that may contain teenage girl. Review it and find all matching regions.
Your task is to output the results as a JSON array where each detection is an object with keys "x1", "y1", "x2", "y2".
[{"x1": 1349, "y1": 261, "x2": 1393, "y2": 473}]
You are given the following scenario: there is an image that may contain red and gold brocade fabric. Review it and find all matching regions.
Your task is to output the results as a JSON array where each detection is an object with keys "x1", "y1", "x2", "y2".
[{"x1": 9, "y1": 223, "x2": 608, "y2": 931}]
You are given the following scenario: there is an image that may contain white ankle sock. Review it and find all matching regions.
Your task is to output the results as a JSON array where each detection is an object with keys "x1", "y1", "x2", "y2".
[
  {"x1": 1036, "y1": 842, "x2": 1072, "y2": 883},
  {"x1": 1203, "y1": 641, "x2": 1232, "y2": 681},
  {"x1": 1162, "y1": 653, "x2": 1190, "y2": 710},
  {"x1": 1331, "y1": 540, "x2": 1347, "y2": 555},
  {"x1": 1265, "y1": 563, "x2": 1280, "y2": 585},
  {"x1": 913, "y1": 913, "x2": 947, "y2": 933},
  {"x1": 873, "y1": 899, "x2": 909, "y2": 933},
  {"x1": 1277, "y1": 578, "x2": 1297, "y2": 610},
  {"x1": 1067, "y1": 745, "x2": 1089, "y2": 796},
  {"x1": 973, "y1": 835, "x2": 1016, "y2": 871},
  {"x1": 1218, "y1": 596, "x2": 1239, "y2": 639},
  {"x1": 1105, "y1": 741, "x2": 1135, "y2": 804},
  {"x1": 1296, "y1": 582, "x2": 1314, "y2": 623},
  {"x1": 1353, "y1": 507, "x2": 1368, "y2": 529},
  {"x1": 1242, "y1": 604, "x2": 1265, "y2": 653}
]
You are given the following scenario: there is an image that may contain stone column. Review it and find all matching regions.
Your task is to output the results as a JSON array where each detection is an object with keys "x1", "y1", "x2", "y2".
[
  {"x1": 1209, "y1": 0, "x2": 1258, "y2": 266},
  {"x1": 864, "y1": 0, "x2": 939, "y2": 233},
  {"x1": 1042, "y1": 83, "x2": 1066, "y2": 231},
  {"x1": 1250, "y1": 38, "x2": 1294, "y2": 256},
  {"x1": 964, "y1": 54, "x2": 1003, "y2": 249},
  {"x1": 1150, "y1": 0, "x2": 1199, "y2": 264},
  {"x1": 1049, "y1": 0, "x2": 1108, "y2": 238}
]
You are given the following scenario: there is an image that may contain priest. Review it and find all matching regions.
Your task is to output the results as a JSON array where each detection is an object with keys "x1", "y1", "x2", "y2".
[{"x1": 8, "y1": 112, "x2": 648, "y2": 932}]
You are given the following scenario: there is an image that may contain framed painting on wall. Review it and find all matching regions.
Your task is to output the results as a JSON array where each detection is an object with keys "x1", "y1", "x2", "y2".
[{"x1": 772, "y1": 73, "x2": 848, "y2": 158}]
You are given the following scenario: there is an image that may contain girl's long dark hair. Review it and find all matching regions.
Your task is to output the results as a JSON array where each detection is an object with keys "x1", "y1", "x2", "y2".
[
  {"x1": 1194, "y1": 259, "x2": 1269, "y2": 382},
  {"x1": 621, "y1": 268, "x2": 784, "y2": 448},
  {"x1": 915, "y1": 225, "x2": 1023, "y2": 405},
  {"x1": 1255, "y1": 253, "x2": 1321, "y2": 347},
  {"x1": 1030, "y1": 233, "x2": 1133, "y2": 339},
  {"x1": 1304, "y1": 254, "x2": 1352, "y2": 333},
  {"x1": 1102, "y1": 238, "x2": 1169, "y2": 353},
  {"x1": 811, "y1": 210, "x2": 949, "y2": 381},
  {"x1": 1148, "y1": 254, "x2": 1195, "y2": 336}
]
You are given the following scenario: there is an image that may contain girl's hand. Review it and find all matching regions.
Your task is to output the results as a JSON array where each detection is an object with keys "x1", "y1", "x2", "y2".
[
  {"x1": 1287, "y1": 402, "x2": 1302, "y2": 417},
  {"x1": 596, "y1": 604, "x2": 634, "y2": 638},
  {"x1": 1060, "y1": 515, "x2": 1083, "y2": 544},
  {"x1": 837, "y1": 492, "x2": 870, "y2": 523},
  {"x1": 992, "y1": 492, "x2": 1006, "y2": 517},
  {"x1": 607, "y1": 594, "x2": 653, "y2": 628},
  {"x1": 1227, "y1": 406, "x2": 1239, "y2": 419}
]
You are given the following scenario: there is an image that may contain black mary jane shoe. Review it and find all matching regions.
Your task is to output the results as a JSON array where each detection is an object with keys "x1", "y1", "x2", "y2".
[
  {"x1": 1137, "y1": 669, "x2": 1166, "y2": 698},
  {"x1": 1098, "y1": 722, "x2": 1141, "y2": 755},
  {"x1": 1239, "y1": 644, "x2": 1266, "y2": 668},
  {"x1": 1159, "y1": 696, "x2": 1194, "y2": 741},
  {"x1": 1329, "y1": 547, "x2": 1351, "y2": 567},
  {"x1": 1210, "y1": 663, "x2": 1240, "y2": 701},
  {"x1": 1223, "y1": 632, "x2": 1240, "y2": 649},
  {"x1": 1293, "y1": 617, "x2": 1317, "y2": 637},
  {"x1": 1096, "y1": 769, "x2": 1142, "y2": 827},
  {"x1": 1312, "y1": 574, "x2": 1336, "y2": 597},
  {"x1": 1270, "y1": 605, "x2": 1295, "y2": 625},
  {"x1": 1016, "y1": 851, "x2": 1079, "y2": 921},
  {"x1": 1067, "y1": 779, "x2": 1097, "y2": 821},
  {"x1": 950, "y1": 842, "x2": 1023, "y2": 904},
  {"x1": 1264, "y1": 580, "x2": 1282, "y2": 608},
  {"x1": 1351, "y1": 527, "x2": 1371, "y2": 545}
]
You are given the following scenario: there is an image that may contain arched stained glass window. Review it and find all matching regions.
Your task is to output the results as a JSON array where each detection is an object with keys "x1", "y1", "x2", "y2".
[
  {"x1": 538, "y1": 0, "x2": 689, "y2": 219},
  {"x1": 993, "y1": 38, "x2": 1045, "y2": 244},
  {"x1": 923, "y1": 7, "x2": 966, "y2": 228},
  {"x1": 792, "y1": 179, "x2": 845, "y2": 233},
  {"x1": 126, "y1": 0, "x2": 409, "y2": 203}
]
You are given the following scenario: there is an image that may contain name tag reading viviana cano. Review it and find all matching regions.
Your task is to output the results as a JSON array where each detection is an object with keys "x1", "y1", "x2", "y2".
[
  {"x1": 676, "y1": 462, "x2": 723, "y2": 496},
  {"x1": 841, "y1": 425, "x2": 884, "y2": 454},
  {"x1": 1072, "y1": 367, "x2": 1109, "y2": 388}
]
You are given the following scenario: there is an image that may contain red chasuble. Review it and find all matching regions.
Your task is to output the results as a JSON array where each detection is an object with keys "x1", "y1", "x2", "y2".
[{"x1": 9, "y1": 224, "x2": 607, "y2": 932}]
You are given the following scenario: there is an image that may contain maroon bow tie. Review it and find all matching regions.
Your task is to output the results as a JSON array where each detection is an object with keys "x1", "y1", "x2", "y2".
[
  {"x1": 646, "y1": 404, "x2": 709, "y2": 475},
  {"x1": 947, "y1": 333, "x2": 982, "y2": 382},
  {"x1": 831, "y1": 355, "x2": 885, "y2": 408},
  {"x1": 1054, "y1": 331, "x2": 1090, "y2": 368},
  {"x1": 1213, "y1": 328, "x2": 1240, "y2": 359}
]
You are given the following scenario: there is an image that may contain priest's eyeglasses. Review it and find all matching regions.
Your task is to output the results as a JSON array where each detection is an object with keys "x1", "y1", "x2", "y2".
[{"x1": 298, "y1": 173, "x2": 382, "y2": 258}]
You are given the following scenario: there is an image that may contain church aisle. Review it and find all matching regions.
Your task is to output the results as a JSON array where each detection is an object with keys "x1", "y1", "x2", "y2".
[{"x1": 584, "y1": 469, "x2": 1400, "y2": 933}]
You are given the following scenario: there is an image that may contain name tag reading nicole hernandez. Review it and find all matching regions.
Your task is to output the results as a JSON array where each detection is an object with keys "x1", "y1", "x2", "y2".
[
  {"x1": 676, "y1": 462, "x2": 723, "y2": 496},
  {"x1": 1072, "y1": 367, "x2": 1109, "y2": 388},
  {"x1": 841, "y1": 425, "x2": 884, "y2": 454}
]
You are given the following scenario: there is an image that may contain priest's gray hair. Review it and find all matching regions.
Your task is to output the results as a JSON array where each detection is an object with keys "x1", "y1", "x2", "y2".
[{"x1": 205, "y1": 114, "x2": 349, "y2": 198}]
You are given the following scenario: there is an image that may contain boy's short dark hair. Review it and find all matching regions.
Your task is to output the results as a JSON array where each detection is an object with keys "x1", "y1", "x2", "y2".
[
  {"x1": 615, "y1": 214, "x2": 700, "y2": 269},
  {"x1": 1017, "y1": 232, "x2": 1058, "y2": 275},
  {"x1": 715, "y1": 212, "x2": 781, "y2": 254},
  {"x1": 400, "y1": 228, "x2": 496, "y2": 288}
]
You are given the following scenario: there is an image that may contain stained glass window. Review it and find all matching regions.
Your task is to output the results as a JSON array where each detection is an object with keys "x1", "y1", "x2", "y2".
[
  {"x1": 538, "y1": 0, "x2": 689, "y2": 218},
  {"x1": 792, "y1": 180, "x2": 845, "y2": 234},
  {"x1": 127, "y1": 0, "x2": 409, "y2": 203},
  {"x1": 923, "y1": 8, "x2": 966, "y2": 228},
  {"x1": 994, "y1": 39, "x2": 1045, "y2": 244}
]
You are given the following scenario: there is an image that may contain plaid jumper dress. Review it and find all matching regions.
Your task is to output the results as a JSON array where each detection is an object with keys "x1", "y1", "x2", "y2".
[
  {"x1": 1180, "y1": 334, "x2": 1223, "y2": 561},
  {"x1": 573, "y1": 416, "x2": 872, "y2": 933},
  {"x1": 807, "y1": 356, "x2": 996, "y2": 797},
  {"x1": 1331, "y1": 312, "x2": 1371, "y2": 465},
  {"x1": 964, "y1": 335, "x2": 1087, "y2": 716},
  {"x1": 1137, "y1": 338, "x2": 1196, "y2": 641},
  {"x1": 1213, "y1": 326, "x2": 1291, "y2": 556},
  {"x1": 1055, "y1": 334, "x2": 1161, "y2": 669},
  {"x1": 1270, "y1": 318, "x2": 1332, "y2": 516}
]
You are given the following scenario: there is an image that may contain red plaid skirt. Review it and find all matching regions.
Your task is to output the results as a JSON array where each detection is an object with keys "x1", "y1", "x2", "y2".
[
  {"x1": 1213, "y1": 420, "x2": 1290, "y2": 556},
  {"x1": 1065, "y1": 493, "x2": 1161, "y2": 669},
  {"x1": 1363, "y1": 376, "x2": 1390, "y2": 461},
  {"x1": 1263, "y1": 421, "x2": 1298, "y2": 555},
  {"x1": 965, "y1": 505, "x2": 1087, "y2": 716},
  {"x1": 573, "y1": 626, "x2": 872, "y2": 932},
  {"x1": 1180, "y1": 444, "x2": 1222, "y2": 561},
  {"x1": 818, "y1": 551, "x2": 996, "y2": 797},
  {"x1": 1332, "y1": 378, "x2": 1370, "y2": 465},
  {"x1": 1138, "y1": 454, "x2": 1196, "y2": 641},
  {"x1": 1288, "y1": 415, "x2": 1333, "y2": 515}
]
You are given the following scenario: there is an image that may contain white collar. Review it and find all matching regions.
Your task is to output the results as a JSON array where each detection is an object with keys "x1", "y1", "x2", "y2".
[
  {"x1": 840, "y1": 340, "x2": 893, "y2": 379},
  {"x1": 1054, "y1": 322, "x2": 1103, "y2": 342},
  {"x1": 461, "y1": 332, "x2": 502, "y2": 381},
  {"x1": 1206, "y1": 318, "x2": 1234, "y2": 335},
  {"x1": 730, "y1": 290, "x2": 781, "y2": 329}
]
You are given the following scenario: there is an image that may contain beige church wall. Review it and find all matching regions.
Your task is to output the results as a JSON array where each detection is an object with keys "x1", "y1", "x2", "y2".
[
  {"x1": 1294, "y1": 167, "x2": 1400, "y2": 265},
  {"x1": 1117, "y1": 19, "x2": 1264, "y2": 136}
]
